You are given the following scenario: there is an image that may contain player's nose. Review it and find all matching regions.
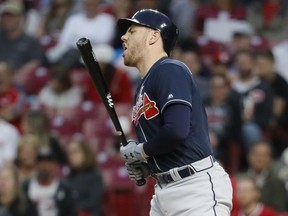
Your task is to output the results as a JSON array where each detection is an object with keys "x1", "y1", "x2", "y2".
[{"x1": 121, "y1": 32, "x2": 128, "y2": 42}]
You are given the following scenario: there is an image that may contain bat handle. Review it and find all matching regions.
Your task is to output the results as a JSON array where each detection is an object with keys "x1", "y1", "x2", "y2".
[{"x1": 136, "y1": 178, "x2": 146, "y2": 186}]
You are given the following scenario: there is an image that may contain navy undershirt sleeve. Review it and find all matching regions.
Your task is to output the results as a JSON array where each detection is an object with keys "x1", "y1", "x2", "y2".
[{"x1": 143, "y1": 103, "x2": 191, "y2": 156}]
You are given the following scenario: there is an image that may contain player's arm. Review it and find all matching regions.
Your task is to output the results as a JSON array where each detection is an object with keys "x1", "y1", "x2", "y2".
[
  {"x1": 143, "y1": 103, "x2": 191, "y2": 156},
  {"x1": 120, "y1": 103, "x2": 191, "y2": 162},
  {"x1": 142, "y1": 63, "x2": 193, "y2": 156}
]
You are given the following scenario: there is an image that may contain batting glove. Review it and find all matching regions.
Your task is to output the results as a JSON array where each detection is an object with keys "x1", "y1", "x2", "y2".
[
  {"x1": 120, "y1": 140, "x2": 149, "y2": 163},
  {"x1": 126, "y1": 162, "x2": 150, "y2": 181}
]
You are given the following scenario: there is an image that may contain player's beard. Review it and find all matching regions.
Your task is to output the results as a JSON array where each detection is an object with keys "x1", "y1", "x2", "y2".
[
  {"x1": 123, "y1": 44, "x2": 145, "y2": 67},
  {"x1": 123, "y1": 33, "x2": 148, "y2": 67}
]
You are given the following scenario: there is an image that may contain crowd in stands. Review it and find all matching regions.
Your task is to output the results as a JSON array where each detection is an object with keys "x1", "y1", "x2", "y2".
[{"x1": 0, "y1": 0, "x2": 288, "y2": 215}]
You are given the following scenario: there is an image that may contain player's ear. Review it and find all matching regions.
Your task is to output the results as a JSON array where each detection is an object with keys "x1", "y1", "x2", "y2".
[{"x1": 148, "y1": 30, "x2": 161, "y2": 45}]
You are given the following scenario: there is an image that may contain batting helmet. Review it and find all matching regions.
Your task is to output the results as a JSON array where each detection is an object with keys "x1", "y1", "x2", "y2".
[{"x1": 117, "y1": 9, "x2": 179, "y2": 56}]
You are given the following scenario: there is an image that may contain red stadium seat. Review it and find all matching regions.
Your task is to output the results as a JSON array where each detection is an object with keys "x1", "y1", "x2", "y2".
[
  {"x1": 24, "y1": 66, "x2": 52, "y2": 95},
  {"x1": 73, "y1": 100, "x2": 99, "y2": 122},
  {"x1": 100, "y1": 155, "x2": 136, "y2": 216},
  {"x1": 70, "y1": 68, "x2": 92, "y2": 100},
  {"x1": 100, "y1": 154, "x2": 155, "y2": 216},
  {"x1": 50, "y1": 115, "x2": 82, "y2": 146}
]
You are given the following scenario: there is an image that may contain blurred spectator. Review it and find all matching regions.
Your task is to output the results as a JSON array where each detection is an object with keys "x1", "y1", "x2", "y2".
[
  {"x1": 275, "y1": 147, "x2": 288, "y2": 212},
  {"x1": 180, "y1": 47, "x2": 210, "y2": 101},
  {"x1": 209, "y1": 51, "x2": 231, "y2": 77},
  {"x1": 254, "y1": 50, "x2": 288, "y2": 156},
  {"x1": 193, "y1": 35, "x2": 228, "y2": 70},
  {"x1": 37, "y1": 65, "x2": 83, "y2": 118},
  {"x1": 246, "y1": 140, "x2": 288, "y2": 212},
  {"x1": 65, "y1": 136, "x2": 104, "y2": 216},
  {"x1": 46, "y1": 0, "x2": 116, "y2": 67},
  {"x1": 231, "y1": 30, "x2": 256, "y2": 53},
  {"x1": 101, "y1": 0, "x2": 135, "y2": 49},
  {"x1": 0, "y1": 1, "x2": 43, "y2": 86},
  {"x1": 0, "y1": 62, "x2": 26, "y2": 130},
  {"x1": 0, "y1": 117, "x2": 20, "y2": 167},
  {"x1": 254, "y1": 50, "x2": 288, "y2": 127},
  {"x1": 0, "y1": 164, "x2": 38, "y2": 216},
  {"x1": 231, "y1": 50, "x2": 273, "y2": 151},
  {"x1": 173, "y1": 38, "x2": 210, "y2": 100},
  {"x1": 24, "y1": 146, "x2": 76, "y2": 216},
  {"x1": 134, "y1": 0, "x2": 159, "y2": 10},
  {"x1": 85, "y1": 44, "x2": 133, "y2": 104},
  {"x1": 204, "y1": 74, "x2": 241, "y2": 168},
  {"x1": 231, "y1": 174, "x2": 277, "y2": 216},
  {"x1": 274, "y1": 147, "x2": 288, "y2": 196},
  {"x1": 228, "y1": 29, "x2": 271, "y2": 56},
  {"x1": 21, "y1": 109, "x2": 67, "y2": 165},
  {"x1": 15, "y1": 134, "x2": 40, "y2": 183},
  {"x1": 247, "y1": 0, "x2": 288, "y2": 45},
  {"x1": 5, "y1": 0, "x2": 42, "y2": 36},
  {"x1": 208, "y1": 129, "x2": 220, "y2": 160},
  {"x1": 195, "y1": 0, "x2": 248, "y2": 43},
  {"x1": 36, "y1": 0, "x2": 74, "y2": 39},
  {"x1": 272, "y1": 40, "x2": 288, "y2": 82},
  {"x1": 19, "y1": 0, "x2": 42, "y2": 36},
  {"x1": 168, "y1": 0, "x2": 196, "y2": 40}
]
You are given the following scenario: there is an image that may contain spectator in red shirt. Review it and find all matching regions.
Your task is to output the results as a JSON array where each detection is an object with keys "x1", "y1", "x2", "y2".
[
  {"x1": 0, "y1": 62, "x2": 26, "y2": 130},
  {"x1": 231, "y1": 174, "x2": 277, "y2": 216}
]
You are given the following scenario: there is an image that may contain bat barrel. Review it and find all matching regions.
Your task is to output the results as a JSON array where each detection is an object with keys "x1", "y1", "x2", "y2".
[
  {"x1": 76, "y1": 38, "x2": 127, "y2": 146},
  {"x1": 76, "y1": 38, "x2": 146, "y2": 187}
]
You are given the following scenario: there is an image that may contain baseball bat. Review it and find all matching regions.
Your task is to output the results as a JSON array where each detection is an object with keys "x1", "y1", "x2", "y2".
[{"x1": 76, "y1": 38, "x2": 146, "y2": 186}]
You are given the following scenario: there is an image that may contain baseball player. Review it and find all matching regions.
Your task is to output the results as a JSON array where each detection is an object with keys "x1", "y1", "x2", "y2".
[{"x1": 118, "y1": 9, "x2": 233, "y2": 216}]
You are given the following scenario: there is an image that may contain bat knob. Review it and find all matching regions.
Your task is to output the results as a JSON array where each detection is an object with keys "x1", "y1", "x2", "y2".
[{"x1": 77, "y1": 38, "x2": 89, "y2": 46}]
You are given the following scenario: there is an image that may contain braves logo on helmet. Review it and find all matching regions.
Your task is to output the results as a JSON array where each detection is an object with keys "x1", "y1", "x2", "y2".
[{"x1": 132, "y1": 92, "x2": 159, "y2": 125}]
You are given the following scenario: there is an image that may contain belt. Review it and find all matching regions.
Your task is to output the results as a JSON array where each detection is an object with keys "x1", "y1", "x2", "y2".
[
  {"x1": 152, "y1": 166, "x2": 195, "y2": 184},
  {"x1": 151, "y1": 155, "x2": 215, "y2": 184}
]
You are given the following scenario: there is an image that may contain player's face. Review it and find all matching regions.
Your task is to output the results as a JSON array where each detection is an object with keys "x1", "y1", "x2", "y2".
[{"x1": 121, "y1": 24, "x2": 150, "y2": 67}]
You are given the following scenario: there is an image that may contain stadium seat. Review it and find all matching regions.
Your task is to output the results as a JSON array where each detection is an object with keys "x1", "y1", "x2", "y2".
[{"x1": 24, "y1": 66, "x2": 52, "y2": 95}]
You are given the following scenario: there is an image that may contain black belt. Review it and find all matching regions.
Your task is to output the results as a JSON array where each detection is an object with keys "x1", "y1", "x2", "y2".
[{"x1": 151, "y1": 166, "x2": 195, "y2": 184}]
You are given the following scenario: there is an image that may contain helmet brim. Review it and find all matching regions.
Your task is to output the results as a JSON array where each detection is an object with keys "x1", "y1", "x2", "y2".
[
  {"x1": 117, "y1": 18, "x2": 156, "y2": 33},
  {"x1": 117, "y1": 18, "x2": 133, "y2": 33}
]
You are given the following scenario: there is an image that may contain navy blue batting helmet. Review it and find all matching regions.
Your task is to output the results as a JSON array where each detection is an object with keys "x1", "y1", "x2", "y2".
[{"x1": 117, "y1": 9, "x2": 179, "y2": 56}]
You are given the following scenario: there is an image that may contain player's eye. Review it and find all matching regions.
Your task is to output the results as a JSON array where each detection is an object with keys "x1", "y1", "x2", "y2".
[{"x1": 128, "y1": 28, "x2": 136, "y2": 34}]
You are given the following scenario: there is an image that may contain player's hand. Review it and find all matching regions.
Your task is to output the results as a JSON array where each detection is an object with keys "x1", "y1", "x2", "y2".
[
  {"x1": 120, "y1": 140, "x2": 149, "y2": 163},
  {"x1": 126, "y1": 162, "x2": 150, "y2": 181}
]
